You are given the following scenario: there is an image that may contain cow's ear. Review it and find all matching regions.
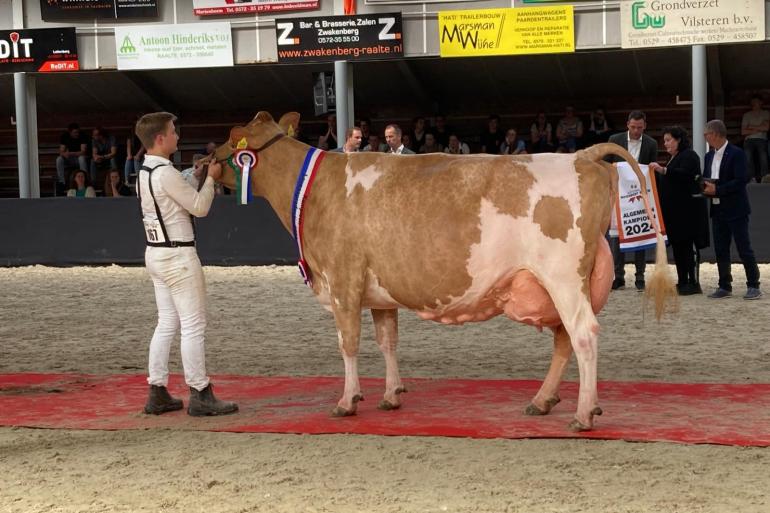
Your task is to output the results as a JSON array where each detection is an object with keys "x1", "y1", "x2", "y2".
[
  {"x1": 278, "y1": 112, "x2": 301, "y2": 137},
  {"x1": 251, "y1": 111, "x2": 274, "y2": 124}
]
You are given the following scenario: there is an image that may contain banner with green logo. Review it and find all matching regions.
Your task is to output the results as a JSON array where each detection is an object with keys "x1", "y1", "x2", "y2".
[
  {"x1": 115, "y1": 22, "x2": 233, "y2": 70},
  {"x1": 621, "y1": 0, "x2": 765, "y2": 49}
]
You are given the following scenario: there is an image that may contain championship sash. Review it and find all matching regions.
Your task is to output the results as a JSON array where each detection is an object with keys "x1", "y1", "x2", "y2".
[{"x1": 610, "y1": 162, "x2": 667, "y2": 252}]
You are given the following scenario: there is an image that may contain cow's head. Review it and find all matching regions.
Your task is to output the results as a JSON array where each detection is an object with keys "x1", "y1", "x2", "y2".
[{"x1": 212, "y1": 111, "x2": 301, "y2": 191}]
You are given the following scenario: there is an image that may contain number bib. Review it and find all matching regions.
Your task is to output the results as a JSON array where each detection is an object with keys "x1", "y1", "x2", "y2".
[{"x1": 143, "y1": 218, "x2": 167, "y2": 244}]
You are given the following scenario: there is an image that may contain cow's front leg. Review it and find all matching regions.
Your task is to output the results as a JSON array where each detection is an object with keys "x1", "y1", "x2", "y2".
[
  {"x1": 525, "y1": 324, "x2": 571, "y2": 416},
  {"x1": 330, "y1": 290, "x2": 364, "y2": 417},
  {"x1": 372, "y1": 308, "x2": 406, "y2": 410}
]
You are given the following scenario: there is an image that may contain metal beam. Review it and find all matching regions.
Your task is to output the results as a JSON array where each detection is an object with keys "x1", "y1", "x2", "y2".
[
  {"x1": 707, "y1": 45, "x2": 724, "y2": 121},
  {"x1": 692, "y1": 45, "x2": 707, "y2": 163},
  {"x1": 14, "y1": 73, "x2": 40, "y2": 198}
]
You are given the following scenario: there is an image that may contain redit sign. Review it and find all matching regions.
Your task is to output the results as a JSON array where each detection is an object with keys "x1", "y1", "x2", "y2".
[{"x1": 0, "y1": 28, "x2": 79, "y2": 73}]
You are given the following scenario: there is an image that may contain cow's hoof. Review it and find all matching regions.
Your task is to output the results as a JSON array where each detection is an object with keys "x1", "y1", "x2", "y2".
[
  {"x1": 395, "y1": 386, "x2": 407, "y2": 394},
  {"x1": 524, "y1": 396, "x2": 560, "y2": 416},
  {"x1": 567, "y1": 407, "x2": 603, "y2": 432},
  {"x1": 331, "y1": 406, "x2": 356, "y2": 417},
  {"x1": 378, "y1": 399, "x2": 401, "y2": 411}
]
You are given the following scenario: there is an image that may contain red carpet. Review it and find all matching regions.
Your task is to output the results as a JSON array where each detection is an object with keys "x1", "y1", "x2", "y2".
[{"x1": 0, "y1": 373, "x2": 768, "y2": 446}]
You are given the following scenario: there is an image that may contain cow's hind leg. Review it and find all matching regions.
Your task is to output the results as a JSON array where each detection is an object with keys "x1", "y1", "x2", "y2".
[
  {"x1": 525, "y1": 324, "x2": 572, "y2": 416},
  {"x1": 371, "y1": 308, "x2": 406, "y2": 410},
  {"x1": 329, "y1": 285, "x2": 365, "y2": 417}
]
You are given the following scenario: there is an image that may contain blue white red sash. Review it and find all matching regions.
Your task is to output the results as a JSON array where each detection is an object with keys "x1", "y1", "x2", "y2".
[
  {"x1": 233, "y1": 150, "x2": 256, "y2": 205},
  {"x1": 291, "y1": 147, "x2": 325, "y2": 287}
]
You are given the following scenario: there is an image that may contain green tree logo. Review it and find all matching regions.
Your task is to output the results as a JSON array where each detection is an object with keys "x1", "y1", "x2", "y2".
[
  {"x1": 119, "y1": 36, "x2": 137, "y2": 54},
  {"x1": 632, "y1": 1, "x2": 665, "y2": 29}
]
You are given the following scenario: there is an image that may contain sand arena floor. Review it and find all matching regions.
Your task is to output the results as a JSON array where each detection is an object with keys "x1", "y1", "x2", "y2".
[{"x1": 1, "y1": 263, "x2": 769, "y2": 513}]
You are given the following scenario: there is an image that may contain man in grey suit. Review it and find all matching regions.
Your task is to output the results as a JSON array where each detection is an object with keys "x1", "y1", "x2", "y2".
[
  {"x1": 384, "y1": 124, "x2": 416, "y2": 154},
  {"x1": 606, "y1": 110, "x2": 659, "y2": 291}
]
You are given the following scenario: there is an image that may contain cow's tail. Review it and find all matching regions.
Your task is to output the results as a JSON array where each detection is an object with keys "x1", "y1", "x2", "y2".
[{"x1": 579, "y1": 142, "x2": 677, "y2": 320}]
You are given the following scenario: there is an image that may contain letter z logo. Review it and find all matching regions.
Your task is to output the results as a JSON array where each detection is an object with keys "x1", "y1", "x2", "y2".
[
  {"x1": 378, "y1": 17, "x2": 400, "y2": 41},
  {"x1": 276, "y1": 22, "x2": 299, "y2": 46}
]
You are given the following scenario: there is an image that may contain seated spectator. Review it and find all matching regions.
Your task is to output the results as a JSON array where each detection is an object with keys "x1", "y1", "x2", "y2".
[
  {"x1": 66, "y1": 169, "x2": 95, "y2": 198},
  {"x1": 332, "y1": 127, "x2": 363, "y2": 153},
  {"x1": 56, "y1": 122, "x2": 89, "y2": 187},
  {"x1": 90, "y1": 127, "x2": 118, "y2": 184},
  {"x1": 125, "y1": 129, "x2": 145, "y2": 185},
  {"x1": 419, "y1": 133, "x2": 443, "y2": 154},
  {"x1": 530, "y1": 112, "x2": 554, "y2": 153},
  {"x1": 317, "y1": 113, "x2": 338, "y2": 150},
  {"x1": 500, "y1": 128, "x2": 527, "y2": 155},
  {"x1": 586, "y1": 107, "x2": 613, "y2": 145},
  {"x1": 104, "y1": 168, "x2": 131, "y2": 197},
  {"x1": 204, "y1": 141, "x2": 217, "y2": 155},
  {"x1": 384, "y1": 124, "x2": 415, "y2": 154},
  {"x1": 357, "y1": 117, "x2": 372, "y2": 140},
  {"x1": 362, "y1": 134, "x2": 387, "y2": 152},
  {"x1": 401, "y1": 134, "x2": 413, "y2": 151},
  {"x1": 444, "y1": 134, "x2": 470, "y2": 155},
  {"x1": 182, "y1": 154, "x2": 224, "y2": 195},
  {"x1": 432, "y1": 114, "x2": 451, "y2": 148},
  {"x1": 480, "y1": 114, "x2": 504, "y2": 154},
  {"x1": 556, "y1": 106, "x2": 584, "y2": 153},
  {"x1": 409, "y1": 117, "x2": 428, "y2": 152}
]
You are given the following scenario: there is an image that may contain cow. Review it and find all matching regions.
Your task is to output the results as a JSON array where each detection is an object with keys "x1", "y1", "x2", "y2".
[{"x1": 209, "y1": 111, "x2": 676, "y2": 431}]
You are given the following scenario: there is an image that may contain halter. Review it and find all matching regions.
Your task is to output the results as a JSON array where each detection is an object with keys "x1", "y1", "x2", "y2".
[{"x1": 225, "y1": 133, "x2": 284, "y2": 204}]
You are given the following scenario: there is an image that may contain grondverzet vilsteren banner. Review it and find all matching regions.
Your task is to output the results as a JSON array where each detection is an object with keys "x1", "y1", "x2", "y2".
[
  {"x1": 276, "y1": 13, "x2": 403, "y2": 63},
  {"x1": 0, "y1": 27, "x2": 79, "y2": 72},
  {"x1": 39, "y1": 0, "x2": 158, "y2": 21},
  {"x1": 192, "y1": 0, "x2": 319, "y2": 16},
  {"x1": 621, "y1": 0, "x2": 765, "y2": 49},
  {"x1": 439, "y1": 5, "x2": 574, "y2": 57}
]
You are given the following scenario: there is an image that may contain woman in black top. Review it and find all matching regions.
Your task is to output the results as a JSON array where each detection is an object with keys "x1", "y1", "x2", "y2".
[{"x1": 649, "y1": 126, "x2": 710, "y2": 295}]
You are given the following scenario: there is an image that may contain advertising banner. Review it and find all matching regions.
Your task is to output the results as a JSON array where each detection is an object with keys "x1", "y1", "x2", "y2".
[
  {"x1": 621, "y1": 0, "x2": 765, "y2": 49},
  {"x1": 439, "y1": 6, "x2": 574, "y2": 58},
  {"x1": 40, "y1": 0, "x2": 158, "y2": 21},
  {"x1": 192, "y1": 0, "x2": 319, "y2": 16},
  {"x1": 611, "y1": 163, "x2": 667, "y2": 252},
  {"x1": 276, "y1": 13, "x2": 403, "y2": 63},
  {"x1": 115, "y1": 22, "x2": 233, "y2": 70},
  {"x1": 0, "y1": 28, "x2": 79, "y2": 73}
]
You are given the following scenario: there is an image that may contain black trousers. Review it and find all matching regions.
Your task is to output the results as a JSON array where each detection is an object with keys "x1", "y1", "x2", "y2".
[
  {"x1": 671, "y1": 240, "x2": 699, "y2": 286},
  {"x1": 610, "y1": 237, "x2": 646, "y2": 283},
  {"x1": 712, "y1": 215, "x2": 761, "y2": 291}
]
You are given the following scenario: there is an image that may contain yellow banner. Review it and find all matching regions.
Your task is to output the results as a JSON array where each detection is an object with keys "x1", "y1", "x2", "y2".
[{"x1": 439, "y1": 6, "x2": 574, "y2": 58}]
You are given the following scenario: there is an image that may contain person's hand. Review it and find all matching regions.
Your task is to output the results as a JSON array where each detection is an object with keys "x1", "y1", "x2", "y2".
[
  {"x1": 703, "y1": 181, "x2": 716, "y2": 196},
  {"x1": 649, "y1": 162, "x2": 664, "y2": 173},
  {"x1": 207, "y1": 161, "x2": 222, "y2": 181}
]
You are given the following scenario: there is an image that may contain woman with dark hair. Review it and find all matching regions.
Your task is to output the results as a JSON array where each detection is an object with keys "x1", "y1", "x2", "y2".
[{"x1": 649, "y1": 126, "x2": 710, "y2": 295}]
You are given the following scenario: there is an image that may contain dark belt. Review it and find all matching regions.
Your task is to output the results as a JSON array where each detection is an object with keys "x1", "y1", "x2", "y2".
[{"x1": 147, "y1": 240, "x2": 196, "y2": 248}]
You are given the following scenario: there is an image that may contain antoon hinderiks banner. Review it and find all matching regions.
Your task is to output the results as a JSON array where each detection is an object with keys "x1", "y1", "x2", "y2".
[
  {"x1": 39, "y1": 0, "x2": 158, "y2": 21},
  {"x1": 0, "y1": 27, "x2": 79, "y2": 73},
  {"x1": 276, "y1": 13, "x2": 403, "y2": 63}
]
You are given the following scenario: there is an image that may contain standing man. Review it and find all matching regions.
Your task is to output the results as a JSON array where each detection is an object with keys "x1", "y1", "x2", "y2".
[
  {"x1": 703, "y1": 119, "x2": 762, "y2": 300},
  {"x1": 384, "y1": 124, "x2": 415, "y2": 154},
  {"x1": 55, "y1": 123, "x2": 89, "y2": 189},
  {"x1": 135, "y1": 112, "x2": 238, "y2": 416},
  {"x1": 740, "y1": 95, "x2": 769, "y2": 183},
  {"x1": 607, "y1": 110, "x2": 659, "y2": 291},
  {"x1": 332, "y1": 127, "x2": 363, "y2": 153}
]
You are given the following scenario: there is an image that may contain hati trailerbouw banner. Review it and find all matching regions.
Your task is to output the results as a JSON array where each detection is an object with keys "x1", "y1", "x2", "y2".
[
  {"x1": 40, "y1": 0, "x2": 158, "y2": 21},
  {"x1": 0, "y1": 27, "x2": 79, "y2": 73}
]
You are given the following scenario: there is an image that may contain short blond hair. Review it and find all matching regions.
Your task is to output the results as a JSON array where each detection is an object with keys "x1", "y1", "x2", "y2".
[{"x1": 135, "y1": 112, "x2": 177, "y2": 150}]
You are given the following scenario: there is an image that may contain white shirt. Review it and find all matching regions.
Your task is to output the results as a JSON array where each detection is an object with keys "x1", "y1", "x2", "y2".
[
  {"x1": 627, "y1": 132, "x2": 642, "y2": 161},
  {"x1": 138, "y1": 155, "x2": 216, "y2": 242},
  {"x1": 711, "y1": 140, "x2": 728, "y2": 180},
  {"x1": 390, "y1": 144, "x2": 406, "y2": 154}
]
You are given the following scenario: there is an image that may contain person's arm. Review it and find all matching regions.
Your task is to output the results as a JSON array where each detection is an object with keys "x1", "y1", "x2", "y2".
[
  {"x1": 575, "y1": 120, "x2": 584, "y2": 138},
  {"x1": 663, "y1": 151, "x2": 700, "y2": 183},
  {"x1": 59, "y1": 143, "x2": 68, "y2": 158},
  {"x1": 715, "y1": 149, "x2": 749, "y2": 197},
  {"x1": 106, "y1": 137, "x2": 117, "y2": 160},
  {"x1": 126, "y1": 138, "x2": 134, "y2": 160},
  {"x1": 92, "y1": 140, "x2": 100, "y2": 161},
  {"x1": 86, "y1": 187, "x2": 96, "y2": 198},
  {"x1": 78, "y1": 142, "x2": 87, "y2": 158},
  {"x1": 160, "y1": 165, "x2": 217, "y2": 217},
  {"x1": 66, "y1": 189, "x2": 75, "y2": 197},
  {"x1": 741, "y1": 113, "x2": 753, "y2": 136}
]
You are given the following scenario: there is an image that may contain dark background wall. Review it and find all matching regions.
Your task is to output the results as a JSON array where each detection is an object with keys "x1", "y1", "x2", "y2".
[{"x1": 1, "y1": 188, "x2": 769, "y2": 266}]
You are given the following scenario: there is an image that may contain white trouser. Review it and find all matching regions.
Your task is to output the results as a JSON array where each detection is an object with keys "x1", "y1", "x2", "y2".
[{"x1": 145, "y1": 246, "x2": 210, "y2": 391}]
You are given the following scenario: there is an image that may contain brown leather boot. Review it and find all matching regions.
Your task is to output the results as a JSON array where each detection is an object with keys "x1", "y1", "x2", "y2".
[
  {"x1": 143, "y1": 385, "x2": 183, "y2": 415},
  {"x1": 187, "y1": 384, "x2": 238, "y2": 416}
]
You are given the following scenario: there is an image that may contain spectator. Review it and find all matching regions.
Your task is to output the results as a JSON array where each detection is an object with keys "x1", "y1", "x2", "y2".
[
  {"x1": 586, "y1": 107, "x2": 613, "y2": 145},
  {"x1": 703, "y1": 119, "x2": 762, "y2": 300},
  {"x1": 332, "y1": 127, "x2": 363, "y2": 153},
  {"x1": 384, "y1": 124, "x2": 415, "y2": 154},
  {"x1": 607, "y1": 110, "x2": 658, "y2": 291},
  {"x1": 317, "y1": 113, "x2": 338, "y2": 150},
  {"x1": 409, "y1": 117, "x2": 428, "y2": 152},
  {"x1": 648, "y1": 126, "x2": 710, "y2": 295},
  {"x1": 480, "y1": 114, "x2": 503, "y2": 154},
  {"x1": 500, "y1": 128, "x2": 527, "y2": 155},
  {"x1": 66, "y1": 169, "x2": 95, "y2": 198},
  {"x1": 362, "y1": 133, "x2": 387, "y2": 152},
  {"x1": 104, "y1": 168, "x2": 131, "y2": 197},
  {"x1": 56, "y1": 122, "x2": 89, "y2": 188},
  {"x1": 357, "y1": 117, "x2": 372, "y2": 140},
  {"x1": 740, "y1": 95, "x2": 769, "y2": 183},
  {"x1": 432, "y1": 114, "x2": 451, "y2": 148},
  {"x1": 556, "y1": 106, "x2": 583, "y2": 153},
  {"x1": 204, "y1": 141, "x2": 217, "y2": 156},
  {"x1": 444, "y1": 134, "x2": 470, "y2": 155},
  {"x1": 530, "y1": 112, "x2": 554, "y2": 153},
  {"x1": 90, "y1": 127, "x2": 118, "y2": 184},
  {"x1": 419, "y1": 132, "x2": 443, "y2": 154},
  {"x1": 125, "y1": 127, "x2": 146, "y2": 185},
  {"x1": 401, "y1": 134, "x2": 413, "y2": 151}
]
